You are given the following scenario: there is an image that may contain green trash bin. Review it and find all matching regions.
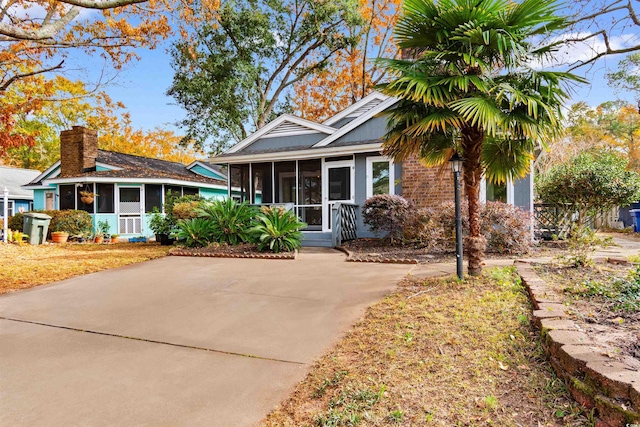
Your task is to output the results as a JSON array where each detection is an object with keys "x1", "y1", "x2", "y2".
[{"x1": 23, "y1": 212, "x2": 52, "y2": 245}]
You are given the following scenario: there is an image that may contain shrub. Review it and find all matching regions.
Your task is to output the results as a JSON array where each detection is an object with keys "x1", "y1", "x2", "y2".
[
  {"x1": 48, "y1": 210, "x2": 93, "y2": 236},
  {"x1": 431, "y1": 201, "x2": 533, "y2": 255},
  {"x1": 164, "y1": 191, "x2": 205, "y2": 217},
  {"x1": 481, "y1": 201, "x2": 533, "y2": 254},
  {"x1": 172, "y1": 218, "x2": 216, "y2": 248},
  {"x1": 536, "y1": 150, "x2": 640, "y2": 229},
  {"x1": 403, "y1": 208, "x2": 444, "y2": 251},
  {"x1": 172, "y1": 201, "x2": 202, "y2": 220},
  {"x1": 362, "y1": 195, "x2": 413, "y2": 242},
  {"x1": 8, "y1": 213, "x2": 23, "y2": 231},
  {"x1": 9, "y1": 210, "x2": 91, "y2": 237},
  {"x1": 198, "y1": 198, "x2": 257, "y2": 245},
  {"x1": 250, "y1": 207, "x2": 306, "y2": 253},
  {"x1": 148, "y1": 208, "x2": 173, "y2": 235}
]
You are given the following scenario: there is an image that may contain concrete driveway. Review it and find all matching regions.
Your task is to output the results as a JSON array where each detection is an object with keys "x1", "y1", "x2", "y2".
[{"x1": 0, "y1": 249, "x2": 411, "y2": 426}]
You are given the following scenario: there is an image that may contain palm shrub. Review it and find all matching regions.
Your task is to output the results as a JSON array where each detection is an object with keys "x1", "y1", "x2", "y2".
[
  {"x1": 378, "y1": 0, "x2": 585, "y2": 275},
  {"x1": 249, "y1": 207, "x2": 307, "y2": 253},
  {"x1": 198, "y1": 198, "x2": 257, "y2": 245},
  {"x1": 172, "y1": 218, "x2": 216, "y2": 248}
]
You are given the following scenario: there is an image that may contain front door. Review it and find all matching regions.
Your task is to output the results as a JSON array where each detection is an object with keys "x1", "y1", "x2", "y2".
[
  {"x1": 322, "y1": 160, "x2": 355, "y2": 232},
  {"x1": 118, "y1": 187, "x2": 142, "y2": 234}
]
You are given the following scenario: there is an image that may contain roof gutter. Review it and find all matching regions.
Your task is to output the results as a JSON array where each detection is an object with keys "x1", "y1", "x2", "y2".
[{"x1": 209, "y1": 143, "x2": 384, "y2": 164}]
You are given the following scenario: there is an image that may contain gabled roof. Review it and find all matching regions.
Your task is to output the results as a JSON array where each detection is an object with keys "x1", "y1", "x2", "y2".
[
  {"x1": 187, "y1": 160, "x2": 228, "y2": 180},
  {"x1": 0, "y1": 166, "x2": 41, "y2": 199},
  {"x1": 225, "y1": 114, "x2": 336, "y2": 154},
  {"x1": 312, "y1": 94, "x2": 398, "y2": 148},
  {"x1": 209, "y1": 92, "x2": 400, "y2": 163},
  {"x1": 26, "y1": 151, "x2": 226, "y2": 187},
  {"x1": 322, "y1": 92, "x2": 391, "y2": 127}
]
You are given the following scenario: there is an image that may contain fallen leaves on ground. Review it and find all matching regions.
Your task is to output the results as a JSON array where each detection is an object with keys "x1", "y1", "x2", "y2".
[
  {"x1": 262, "y1": 267, "x2": 591, "y2": 427},
  {"x1": 0, "y1": 243, "x2": 170, "y2": 294}
]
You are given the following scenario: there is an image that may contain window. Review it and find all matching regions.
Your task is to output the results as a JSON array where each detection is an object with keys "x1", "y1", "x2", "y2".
[
  {"x1": 183, "y1": 187, "x2": 199, "y2": 196},
  {"x1": 145, "y1": 184, "x2": 163, "y2": 213},
  {"x1": 486, "y1": 181, "x2": 507, "y2": 203},
  {"x1": 298, "y1": 159, "x2": 322, "y2": 230},
  {"x1": 230, "y1": 164, "x2": 250, "y2": 202},
  {"x1": 96, "y1": 184, "x2": 115, "y2": 213},
  {"x1": 165, "y1": 185, "x2": 182, "y2": 198},
  {"x1": 274, "y1": 162, "x2": 295, "y2": 204},
  {"x1": 0, "y1": 200, "x2": 14, "y2": 217},
  {"x1": 366, "y1": 157, "x2": 394, "y2": 198},
  {"x1": 251, "y1": 163, "x2": 273, "y2": 204},
  {"x1": 59, "y1": 185, "x2": 75, "y2": 210},
  {"x1": 45, "y1": 192, "x2": 55, "y2": 210},
  {"x1": 76, "y1": 184, "x2": 94, "y2": 213}
]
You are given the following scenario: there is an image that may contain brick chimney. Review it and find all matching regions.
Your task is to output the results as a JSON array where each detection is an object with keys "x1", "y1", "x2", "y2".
[{"x1": 59, "y1": 126, "x2": 98, "y2": 177}]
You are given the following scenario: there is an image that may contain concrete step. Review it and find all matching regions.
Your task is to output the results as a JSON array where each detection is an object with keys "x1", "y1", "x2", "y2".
[{"x1": 301, "y1": 231, "x2": 333, "y2": 247}]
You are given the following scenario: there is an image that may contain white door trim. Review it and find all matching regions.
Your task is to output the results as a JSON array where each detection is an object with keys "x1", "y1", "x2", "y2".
[{"x1": 322, "y1": 159, "x2": 355, "y2": 232}]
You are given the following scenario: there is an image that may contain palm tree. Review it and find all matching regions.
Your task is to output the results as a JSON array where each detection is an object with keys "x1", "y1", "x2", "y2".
[{"x1": 379, "y1": 0, "x2": 585, "y2": 276}]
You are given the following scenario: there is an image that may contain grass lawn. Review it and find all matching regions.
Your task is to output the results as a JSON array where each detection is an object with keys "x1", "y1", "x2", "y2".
[
  {"x1": 0, "y1": 242, "x2": 171, "y2": 295},
  {"x1": 263, "y1": 267, "x2": 592, "y2": 427}
]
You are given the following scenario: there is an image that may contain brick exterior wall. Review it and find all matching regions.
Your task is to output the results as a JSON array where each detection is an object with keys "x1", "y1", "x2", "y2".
[
  {"x1": 59, "y1": 126, "x2": 98, "y2": 177},
  {"x1": 401, "y1": 154, "x2": 459, "y2": 209}
]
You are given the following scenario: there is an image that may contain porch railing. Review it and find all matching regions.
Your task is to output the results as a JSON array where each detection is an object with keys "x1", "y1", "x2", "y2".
[{"x1": 331, "y1": 202, "x2": 358, "y2": 247}]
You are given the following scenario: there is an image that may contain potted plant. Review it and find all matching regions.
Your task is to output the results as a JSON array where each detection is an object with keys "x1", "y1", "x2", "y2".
[
  {"x1": 93, "y1": 220, "x2": 109, "y2": 244},
  {"x1": 80, "y1": 191, "x2": 98, "y2": 204},
  {"x1": 51, "y1": 231, "x2": 69, "y2": 243},
  {"x1": 110, "y1": 234, "x2": 119, "y2": 243},
  {"x1": 149, "y1": 209, "x2": 175, "y2": 245}
]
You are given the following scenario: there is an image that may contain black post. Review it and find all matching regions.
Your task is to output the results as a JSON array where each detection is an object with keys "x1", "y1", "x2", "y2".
[{"x1": 454, "y1": 170, "x2": 463, "y2": 280}]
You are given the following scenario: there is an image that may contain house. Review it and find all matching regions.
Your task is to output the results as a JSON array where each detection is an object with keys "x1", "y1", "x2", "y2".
[
  {"x1": 0, "y1": 165, "x2": 41, "y2": 216},
  {"x1": 23, "y1": 126, "x2": 228, "y2": 238},
  {"x1": 210, "y1": 92, "x2": 533, "y2": 247}
]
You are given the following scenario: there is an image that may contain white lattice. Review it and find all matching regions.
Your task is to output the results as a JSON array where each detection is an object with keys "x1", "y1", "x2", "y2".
[
  {"x1": 119, "y1": 201, "x2": 140, "y2": 214},
  {"x1": 119, "y1": 216, "x2": 141, "y2": 234}
]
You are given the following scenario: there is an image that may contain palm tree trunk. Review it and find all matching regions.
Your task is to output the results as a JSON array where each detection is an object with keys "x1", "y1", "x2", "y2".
[{"x1": 461, "y1": 125, "x2": 486, "y2": 276}]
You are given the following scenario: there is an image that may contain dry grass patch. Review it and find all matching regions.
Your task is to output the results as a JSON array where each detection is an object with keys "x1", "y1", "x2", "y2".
[
  {"x1": 0, "y1": 243, "x2": 170, "y2": 294},
  {"x1": 263, "y1": 268, "x2": 592, "y2": 427}
]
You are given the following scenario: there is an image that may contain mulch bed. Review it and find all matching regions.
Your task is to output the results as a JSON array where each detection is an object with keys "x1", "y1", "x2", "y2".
[
  {"x1": 341, "y1": 238, "x2": 450, "y2": 264},
  {"x1": 534, "y1": 260, "x2": 640, "y2": 361},
  {"x1": 341, "y1": 238, "x2": 537, "y2": 264},
  {"x1": 169, "y1": 243, "x2": 296, "y2": 260}
]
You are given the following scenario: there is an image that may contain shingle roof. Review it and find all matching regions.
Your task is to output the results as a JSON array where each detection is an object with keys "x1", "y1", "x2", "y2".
[
  {"x1": 29, "y1": 150, "x2": 226, "y2": 186},
  {"x1": 0, "y1": 166, "x2": 41, "y2": 199}
]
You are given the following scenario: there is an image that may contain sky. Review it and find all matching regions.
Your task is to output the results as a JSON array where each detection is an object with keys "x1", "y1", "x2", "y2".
[
  {"x1": 60, "y1": 5, "x2": 639, "y2": 136},
  {"x1": 90, "y1": 44, "x2": 636, "y2": 135}
]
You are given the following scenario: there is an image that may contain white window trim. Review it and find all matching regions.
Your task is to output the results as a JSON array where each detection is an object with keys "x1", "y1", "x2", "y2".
[
  {"x1": 480, "y1": 178, "x2": 514, "y2": 205},
  {"x1": 366, "y1": 156, "x2": 395, "y2": 199},
  {"x1": 1, "y1": 200, "x2": 15, "y2": 217}
]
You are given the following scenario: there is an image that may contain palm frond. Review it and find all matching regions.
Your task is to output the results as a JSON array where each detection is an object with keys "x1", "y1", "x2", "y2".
[{"x1": 482, "y1": 137, "x2": 535, "y2": 184}]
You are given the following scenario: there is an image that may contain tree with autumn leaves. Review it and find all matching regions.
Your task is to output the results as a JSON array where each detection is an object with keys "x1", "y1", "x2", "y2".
[
  {"x1": 292, "y1": 0, "x2": 403, "y2": 123},
  {"x1": 2, "y1": 78, "x2": 201, "y2": 170},
  {"x1": 0, "y1": 0, "x2": 174, "y2": 149}
]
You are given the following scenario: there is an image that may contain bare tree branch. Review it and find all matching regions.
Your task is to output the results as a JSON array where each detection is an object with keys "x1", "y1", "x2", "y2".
[{"x1": 0, "y1": 60, "x2": 64, "y2": 91}]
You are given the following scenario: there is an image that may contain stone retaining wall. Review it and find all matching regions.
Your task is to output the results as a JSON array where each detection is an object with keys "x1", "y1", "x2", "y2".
[{"x1": 516, "y1": 261, "x2": 640, "y2": 427}]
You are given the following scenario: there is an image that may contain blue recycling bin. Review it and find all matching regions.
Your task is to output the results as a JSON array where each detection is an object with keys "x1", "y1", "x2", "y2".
[{"x1": 630, "y1": 209, "x2": 640, "y2": 232}]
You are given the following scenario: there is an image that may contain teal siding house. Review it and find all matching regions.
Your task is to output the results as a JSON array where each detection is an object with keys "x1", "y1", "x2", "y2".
[{"x1": 23, "y1": 126, "x2": 228, "y2": 238}]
